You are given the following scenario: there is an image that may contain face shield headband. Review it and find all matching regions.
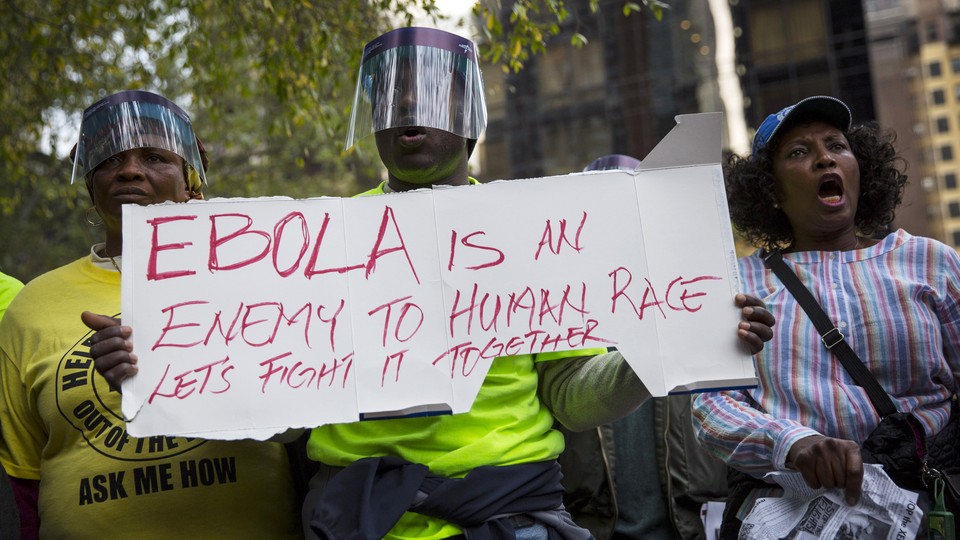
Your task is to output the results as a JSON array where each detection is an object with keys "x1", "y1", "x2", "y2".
[
  {"x1": 344, "y1": 27, "x2": 487, "y2": 151},
  {"x1": 70, "y1": 90, "x2": 205, "y2": 185}
]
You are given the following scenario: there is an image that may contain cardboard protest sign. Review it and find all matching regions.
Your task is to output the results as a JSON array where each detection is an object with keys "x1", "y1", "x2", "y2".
[{"x1": 120, "y1": 112, "x2": 757, "y2": 439}]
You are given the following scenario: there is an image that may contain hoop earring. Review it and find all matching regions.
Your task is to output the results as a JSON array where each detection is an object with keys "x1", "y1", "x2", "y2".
[{"x1": 85, "y1": 207, "x2": 103, "y2": 226}]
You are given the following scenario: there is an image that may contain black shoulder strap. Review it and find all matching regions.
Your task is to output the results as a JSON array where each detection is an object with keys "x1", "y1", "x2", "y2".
[{"x1": 762, "y1": 249, "x2": 898, "y2": 418}]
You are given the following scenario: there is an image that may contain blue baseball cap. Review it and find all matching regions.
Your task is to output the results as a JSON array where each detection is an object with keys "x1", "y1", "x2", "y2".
[{"x1": 751, "y1": 96, "x2": 852, "y2": 155}]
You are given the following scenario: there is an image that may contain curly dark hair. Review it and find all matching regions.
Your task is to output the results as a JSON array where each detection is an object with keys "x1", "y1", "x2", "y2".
[{"x1": 725, "y1": 120, "x2": 908, "y2": 251}]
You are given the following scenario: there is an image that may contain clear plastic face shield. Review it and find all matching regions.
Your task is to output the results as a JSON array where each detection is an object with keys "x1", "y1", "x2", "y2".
[
  {"x1": 70, "y1": 90, "x2": 205, "y2": 185},
  {"x1": 344, "y1": 27, "x2": 487, "y2": 151}
]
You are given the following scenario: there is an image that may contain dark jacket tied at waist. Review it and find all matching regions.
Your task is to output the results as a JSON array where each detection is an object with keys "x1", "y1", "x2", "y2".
[{"x1": 307, "y1": 456, "x2": 592, "y2": 540}]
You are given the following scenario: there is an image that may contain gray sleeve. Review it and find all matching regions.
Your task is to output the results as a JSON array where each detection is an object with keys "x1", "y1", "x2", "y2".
[{"x1": 536, "y1": 351, "x2": 651, "y2": 432}]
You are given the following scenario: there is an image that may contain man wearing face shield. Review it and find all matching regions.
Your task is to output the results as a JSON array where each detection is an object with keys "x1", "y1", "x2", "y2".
[
  {"x1": 298, "y1": 28, "x2": 603, "y2": 540},
  {"x1": 344, "y1": 27, "x2": 486, "y2": 192},
  {"x1": 0, "y1": 90, "x2": 302, "y2": 539},
  {"x1": 291, "y1": 28, "x2": 774, "y2": 540}
]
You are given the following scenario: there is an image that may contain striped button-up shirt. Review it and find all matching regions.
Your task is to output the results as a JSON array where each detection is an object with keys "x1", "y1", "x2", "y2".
[{"x1": 693, "y1": 229, "x2": 960, "y2": 474}]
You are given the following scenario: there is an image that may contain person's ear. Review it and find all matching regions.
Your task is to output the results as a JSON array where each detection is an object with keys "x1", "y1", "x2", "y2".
[
  {"x1": 184, "y1": 162, "x2": 203, "y2": 199},
  {"x1": 183, "y1": 175, "x2": 203, "y2": 201},
  {"x1": 84, "y1": 177, "x2": 95, "y2": 206}
]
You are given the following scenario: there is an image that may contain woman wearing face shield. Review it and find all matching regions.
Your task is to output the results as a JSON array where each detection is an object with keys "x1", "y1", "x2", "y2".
[{"x1": 0, "y1": 90, "x2": 302, "y2": 539}]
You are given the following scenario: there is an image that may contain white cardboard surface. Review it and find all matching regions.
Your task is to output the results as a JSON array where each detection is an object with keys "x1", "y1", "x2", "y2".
[{"x1": 120, "y1": 112, "x2": 756, "y2": 439}]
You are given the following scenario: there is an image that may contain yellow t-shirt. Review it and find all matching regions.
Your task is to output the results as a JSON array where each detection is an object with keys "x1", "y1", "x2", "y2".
[
  {"x1": 0, "y1": 257, "x2": 301, "y2": 539},
  {"x1": 308, "y1": 180, "x2": 605, "y2": 539},
  {"x1": 0, "y1": 270, "x2": 23, "y2": 321}
]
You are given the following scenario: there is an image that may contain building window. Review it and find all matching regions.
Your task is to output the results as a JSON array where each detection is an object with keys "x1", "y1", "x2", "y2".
[
  {"x1": 934, "y1": 89, "x2": 946, "y2": 105},
  {"x1": 950, "y1": 202, "x2": 960, "y2": 218},
  {"x1": 938, "y1": 117, "x2": 950, "y2": 133},
  {"x1": 942, "y1": 145, "x2": 955, "y2": 161},
  {"x1": 747, "y1": 0, "x2": 826, "y2": 67},
  {"x1": 536, "y1": 40, "x2": 604, "y2": 104},
  {"x1": 946, "y1": 173, "x2": 958, "y2": 190},
  {"x1": 927, "y1": 22, "x2": 939, "y2": 42},
  {"x1": 953, "y1": 230, "x2": 960, "y2": 247},
  {"x1": 953, "y1": 56, "x2": 960, "y2": 73},
  {"x1": 930, "y1": 61, "x2": 943, "y2": 77},
  {"x1": 955, "y1": 85, "x2": 960, "y2": 103}
]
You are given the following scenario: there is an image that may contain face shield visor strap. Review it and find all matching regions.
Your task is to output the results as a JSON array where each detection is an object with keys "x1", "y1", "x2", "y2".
[
  {"x1": 70, "y1": 90, "x2": 205, "y2": 184},
  {"x1": 344, "y1": 27, "x2": 487, "y2": 151}
]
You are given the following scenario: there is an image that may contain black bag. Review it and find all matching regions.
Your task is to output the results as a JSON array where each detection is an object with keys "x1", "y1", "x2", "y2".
[
  {"x1": 719, "y1": 469, "x2": 775, "y2": 540},
  {"x1": 861, "y1": 406, "x2": 960, "y2": 511}
]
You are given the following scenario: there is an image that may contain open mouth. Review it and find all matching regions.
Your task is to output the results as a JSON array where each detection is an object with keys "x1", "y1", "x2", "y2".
[
  {"x1": 818, "y1": 175, "x2": 844, "y2": 205},
  {"x1": 397, "y1": 127, "x2": 426, "y2": 147}
]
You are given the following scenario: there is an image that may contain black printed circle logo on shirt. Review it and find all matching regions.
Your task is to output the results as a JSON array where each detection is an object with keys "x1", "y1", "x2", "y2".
[{"x1": 55, "y1": 323, "x2": 206, "y2": 461}]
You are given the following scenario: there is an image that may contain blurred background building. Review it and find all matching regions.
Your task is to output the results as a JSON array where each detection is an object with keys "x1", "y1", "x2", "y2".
[{"x1": 477, "y1": 0, "x2": 960, "y2": 249}]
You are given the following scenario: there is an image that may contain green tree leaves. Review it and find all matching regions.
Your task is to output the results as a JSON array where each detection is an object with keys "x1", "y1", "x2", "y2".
[
  {"x1": 1, "y1": 0, "x2": 416, "y2": 280},
  {"x1": 1, "y1": 0, "x2": 667, "y2": 281},
  {"x1": 474, "y1": 0, "x2": 667, "y2": 72}
]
